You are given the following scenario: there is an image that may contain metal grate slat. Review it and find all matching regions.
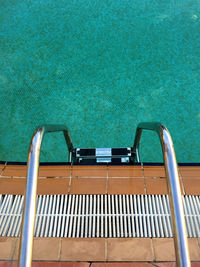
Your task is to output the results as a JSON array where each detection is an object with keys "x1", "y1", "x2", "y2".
[{"x1": 0, "y1": 194, "x2": 199, "y2": 238}]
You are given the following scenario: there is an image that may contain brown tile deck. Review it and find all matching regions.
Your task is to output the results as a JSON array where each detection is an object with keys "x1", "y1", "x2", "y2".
[
  {"x1": 37, "y1": 178, "x2": 69, "y2": 195},
  {"x1": 70, "y1": 178, "x2": 107, "y2": 194},
  {"x1": 0, "y1": 178, "x2": 70, "y2": 195},
  {"x1": 0, "y1": 163, "x2": 5, "y2": 173},
  {"x1": 39, "y1": 166, "x2": 71, "y2": 178},
  {"x1": 13, "y1": 238, "x2": 61, "y2": 261},
  {"x1": 1, "y1": 165, "x2": 71, "y2": 178},
  {"x1": 91, "y1": 263, "x2": 154, "y2": 267},
  {"x1": 145, "y1": 178, "x2": 168, "y2": 195},
  {"x1": 1, "y1": 165, "x2": 27, "y2": 177},
  {"x1": 11, "y1": 263, "x2": 90, "y2": 267},
  {"x1": 183, "y1": 179, "x2": 200, "y2": 195},
  {"x1": 5, "y1": 262, "x2": 200, "y2": 267},
  {"x1": 61, "y1": 238, "x2": 106, "y2": 261},
  {"x1": 0, "y1": 165, "x2": 198, "y2": 265},
  {"x1": 108, "y1": 178, "x2": 145, "y2": 194},
  {"x1": 107, "y1": 238, "x2": 154, "y2": 262},
  {"x1": 32, "y1": 238, "x2": 61, "y2": 261},
  {"x1": 7, "y1": 262, "x2": 200, "y2": 267},
  {"x1": 0, "y1": 165, "x2": 199, "y2": 195},
  {"x1": 0, "y1": 237, "x2": 16, "y2": 260},
  {"x1": 179, "y1": 167, "x2": 200, "y2": 178},
  {"x1": 155, "y1": 263, "x2": 175, "y2": 267},
  {"x1": 152, "y1": 238, "x2": 176, "y2": 261},
  {"x1": 108, "y1": 166, "x2": 143, "y2": 178},
  {"x1": 189, "y1": 239, "x2": 200, "y2": 262},
  {"x1": 143, "y1": 166, "x2": 166, "y2": 178},
  {"x1": 5, "y1": 237, "x2": 200, "y2": 263},
  {"x1": 0, "y1": 262, "x2": 10, "y2": 267},
  {"x1": 0, "y1": 178, "x2": 26, "y2": 195},
  {"x1": 72, "y1": 166, "x2": 107, "y2": 178}
]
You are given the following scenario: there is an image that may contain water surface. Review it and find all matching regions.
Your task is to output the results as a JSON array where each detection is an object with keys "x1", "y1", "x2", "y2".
[{"x1": 0, "y1": 0, "x2": 200, "y2": 162}]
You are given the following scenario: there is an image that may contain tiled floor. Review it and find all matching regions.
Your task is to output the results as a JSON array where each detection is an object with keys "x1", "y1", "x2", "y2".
[
  {"x1": 1, "y1": 262, "x2": 200, "y2": 267},
  {"x1": 1, "y1": 237, "x2": 199, "y2": 262},
  {"x1": 0, "y1": 164, "x2": 199, "y2": 264},
  {"x1": 0, "y1": 164, "x2": 199, "y2": 195}
]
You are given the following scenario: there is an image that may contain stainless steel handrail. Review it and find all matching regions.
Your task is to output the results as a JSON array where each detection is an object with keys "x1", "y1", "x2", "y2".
[
  {"x1": 132, "y1": 122, "x2": 190, "y2": 267},
  {"x1": 18, "y1": 125, "x2": 73, "y2": 267}
]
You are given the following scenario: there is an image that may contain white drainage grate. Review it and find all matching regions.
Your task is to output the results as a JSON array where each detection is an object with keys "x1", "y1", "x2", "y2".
[{"x1": 0, "y1": 194, "x2": 199, "y2": 238}]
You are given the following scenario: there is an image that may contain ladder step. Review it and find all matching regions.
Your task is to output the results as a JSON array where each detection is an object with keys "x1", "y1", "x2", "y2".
[{"x1": 74, "y1": 148, "x2": 132, "y2": 163}]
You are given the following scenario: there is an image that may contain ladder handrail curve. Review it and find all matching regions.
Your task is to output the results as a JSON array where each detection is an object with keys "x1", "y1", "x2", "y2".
[
  {"x1": 19, "y1": 125, "x2": 73, "y2": 267},
  {"x1": 132, "y1": 122, "x2": 190, "y2": 267}
]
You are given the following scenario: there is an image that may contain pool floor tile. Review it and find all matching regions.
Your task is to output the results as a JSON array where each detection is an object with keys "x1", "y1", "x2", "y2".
[{"x1": 108, "y1": 178, "x2": 145, "y2": 194}]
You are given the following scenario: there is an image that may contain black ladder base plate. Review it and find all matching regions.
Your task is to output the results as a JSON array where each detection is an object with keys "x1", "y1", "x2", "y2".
[{"x1": 73, "y1": 148, "x2": 133, "y2": 163}]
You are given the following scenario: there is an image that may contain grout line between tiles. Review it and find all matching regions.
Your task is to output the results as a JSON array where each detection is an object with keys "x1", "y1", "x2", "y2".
[
  {"x1": 197, "y1": 238, "x2": 200, "y2": 249},
  {"x1": 58, "y1": 238, "x2": 62, "y2": 261},
  {"x1": 0, "y1": 161, "x2": 7, "y2": 176},
  {"x1": 0, "y1": 176, "x2": 26, "y2": 179},
  {"x1": 105, "y1": 238, "x2": 108, "y2": 262},
  {"x1": 9, "y1": 238, "x2": 18, "y2": 267},
  {"x1": 178, "y1": 167, "x2": 186, "y2": 195},
  {"x1": 151, "y1": 238, "x2": 156, "y2": 262},
  {"x1": 68, "y1": 164, "x2": 72, "y2": 194},
  {"x1": 141, "y1": 162, "x2": 147, "y2": 194}
]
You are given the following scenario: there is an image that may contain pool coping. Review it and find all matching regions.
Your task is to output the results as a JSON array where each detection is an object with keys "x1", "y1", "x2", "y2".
[
  {"x1": 1, "y1": 161, "x2": 200, "y2": 166},
  {"x1": 0, "y1": 163, "x2": 199, "y2": 195}
]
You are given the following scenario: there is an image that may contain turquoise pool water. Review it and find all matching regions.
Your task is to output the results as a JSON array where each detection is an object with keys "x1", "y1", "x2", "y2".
[{"x1": 0, "y1": 0, "x2": 200, "y2": 162}]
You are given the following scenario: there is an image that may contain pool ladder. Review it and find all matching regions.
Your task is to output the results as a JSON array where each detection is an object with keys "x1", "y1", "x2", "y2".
[{"x1": 18, "y1": 122, "x2": 191, "y2": 267}]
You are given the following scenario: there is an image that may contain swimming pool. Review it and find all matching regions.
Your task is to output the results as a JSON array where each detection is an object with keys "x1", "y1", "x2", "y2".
[{"x1": 0, "y1": 0, "x2": 200, "y2": 162}]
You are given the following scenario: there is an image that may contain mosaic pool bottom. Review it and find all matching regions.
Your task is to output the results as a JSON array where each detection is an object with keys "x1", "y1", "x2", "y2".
[{"x1": 1, "y1": 0, "x2": 200, "y2": 162}]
